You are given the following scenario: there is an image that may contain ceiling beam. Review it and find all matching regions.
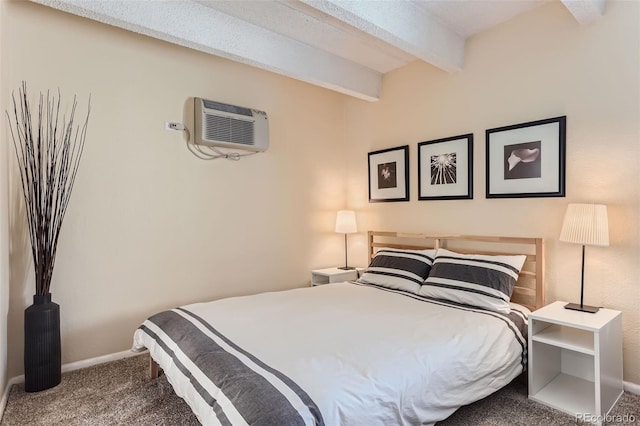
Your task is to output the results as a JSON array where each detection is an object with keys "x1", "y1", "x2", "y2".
[
  {"x1": 300, "y1": 0, "x2": 465, "y2": 73},
  {"x1": 30, "y1": 0, "x2": 382, "y2": 101},
  {"x1": 561, "y1": 0, "x2": 606, "y2": 25}
]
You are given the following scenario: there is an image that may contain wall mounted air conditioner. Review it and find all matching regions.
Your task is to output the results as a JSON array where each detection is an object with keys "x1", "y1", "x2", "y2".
[{"x1": 194, "y1": 97, "x2": 269, "y2": 152}]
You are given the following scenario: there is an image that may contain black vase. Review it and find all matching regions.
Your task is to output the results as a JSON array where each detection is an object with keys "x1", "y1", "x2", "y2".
[{"x1": 24, "y1": 293, "x2": 61, "y2": 392}]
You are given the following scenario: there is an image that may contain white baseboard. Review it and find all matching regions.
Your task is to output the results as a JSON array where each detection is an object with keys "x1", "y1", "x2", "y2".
[
  {"x1": 624, "y1": 380, "x2": 640, "y2": 395},
  {"x1": 0, "y1": 375, "x2": 23, "y2": 423},
  {"x1": 0, "y1": 349, "x2": 143, "y2": 421},
  {"x1": 0, "y1": 381, "x2": 9, "y2": 422},
  {"x1": 60, "y1": 349, "x2": 142, "y2": 374},
  {"x1": 0, "y1": 383, "x2": 6, "y2": 422}
]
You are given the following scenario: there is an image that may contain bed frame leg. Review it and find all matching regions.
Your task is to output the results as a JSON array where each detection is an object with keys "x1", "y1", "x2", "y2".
[{"x1": 150, "y1": 357, "x2": 159, "y2": 379}]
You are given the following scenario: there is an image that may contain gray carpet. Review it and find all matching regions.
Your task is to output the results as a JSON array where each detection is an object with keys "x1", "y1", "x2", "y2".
[
  {"x1": 1, "y1": 353, "x2": 638, "y2": 425},
  {"x1": 1, "y1": 354, "x2": 199, "y2": 426}
]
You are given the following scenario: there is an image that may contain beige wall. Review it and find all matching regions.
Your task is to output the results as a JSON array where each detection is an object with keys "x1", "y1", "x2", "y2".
[
  {"x1": 345, "y1": 0, "x2": 640, "y2": 384},
  {"x1": 0, "y1": 0, "x2": 10, "y2": 400},
  {"x1": 3, "y1": 1, "x2": 350, "y2": 378}
]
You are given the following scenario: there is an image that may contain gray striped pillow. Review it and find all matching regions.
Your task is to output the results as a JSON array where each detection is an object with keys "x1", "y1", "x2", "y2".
[
  {"x1": 358, "y1": 248, "x2": 436, "y2": 294},
  {"x1": 418, "y1": 249, "x2": 526, "y2": 313}
]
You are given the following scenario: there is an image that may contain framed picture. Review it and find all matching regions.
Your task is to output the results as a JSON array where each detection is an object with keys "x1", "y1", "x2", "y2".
[
  {"x1": 418, "y1": 134, "x2": 473, "y2": 200},
  {"x1": 368, "y1": 145, "x2": 409, "y2": 202},
  {"x1": 486, "y1": 116, "x2": 566, "y2": 198}
]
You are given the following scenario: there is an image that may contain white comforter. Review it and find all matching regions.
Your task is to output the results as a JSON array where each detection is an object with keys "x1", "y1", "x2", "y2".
[{"x1": 133, "y1": 282, "x2": 528, "y2": 426}]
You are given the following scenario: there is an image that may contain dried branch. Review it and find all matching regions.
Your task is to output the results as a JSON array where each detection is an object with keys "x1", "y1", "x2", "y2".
[{"x1": 6, "y1": 82, "x2": 91, "y2": 295}]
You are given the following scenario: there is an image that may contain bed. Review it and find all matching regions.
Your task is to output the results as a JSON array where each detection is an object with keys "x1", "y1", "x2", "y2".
[{"x1": 132, "y1": 232, "x2": 544, "y2": 425}]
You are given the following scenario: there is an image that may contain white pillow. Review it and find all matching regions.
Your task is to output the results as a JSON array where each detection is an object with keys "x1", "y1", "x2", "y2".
[
  {"x1": 358, "y1": 248, "x2": 436, "y2": 294},
  {"x1": 418, "y1": 248, "x2": 526, "y2": 313}
]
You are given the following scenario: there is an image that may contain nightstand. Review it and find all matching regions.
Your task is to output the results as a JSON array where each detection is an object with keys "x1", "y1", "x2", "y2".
[
  {"x1": 310, "y1": 267, "x2": 358, "y2": 286},
  {"x1": 528, "y1": 301, "x2": 623, "y2": 425}
]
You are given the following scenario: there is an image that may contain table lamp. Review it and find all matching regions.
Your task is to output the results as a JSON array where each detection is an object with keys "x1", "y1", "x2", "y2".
[
  {"x1": 335, "y1": 210, "x2": 357, "y2": 270},
  {"x1": 559, "y1": 203, "x2": 609, "y2": 313}
]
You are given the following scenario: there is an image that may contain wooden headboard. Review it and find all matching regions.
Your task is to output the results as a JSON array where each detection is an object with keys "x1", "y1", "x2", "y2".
[{"x1": 368, "y1": 231, "x2": 545, "y2": 311}]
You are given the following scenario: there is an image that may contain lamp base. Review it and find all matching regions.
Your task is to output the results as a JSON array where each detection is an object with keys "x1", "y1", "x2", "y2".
[
  {"x1": 564, "y1": 302, "x2": 600, "y2": 314},
  {"x1": 338, "y1": 266, "x2": 355, "y2": 270}
]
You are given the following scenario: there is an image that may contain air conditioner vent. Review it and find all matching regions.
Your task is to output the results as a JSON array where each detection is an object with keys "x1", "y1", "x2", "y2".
[
  {"x1": 203, "y1": 99, "x2": 252, "y2": 117},
  {"x1": 195, "y1": 97, "x2": 269, "y2": 152},
  {"x1": 204, "y1": 113, "x2": 254, "y2": 146}
]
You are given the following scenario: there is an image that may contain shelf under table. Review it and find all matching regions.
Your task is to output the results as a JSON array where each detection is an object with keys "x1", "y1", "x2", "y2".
[
  {"x1": 529, "y1": 373, "x2": 595, "y2": 416},
  {"x1": 532, "y1": 323, "x2": 594, "y2": 355}
]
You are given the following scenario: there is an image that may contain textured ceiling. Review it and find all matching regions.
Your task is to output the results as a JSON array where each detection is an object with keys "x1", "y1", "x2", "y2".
[
  {"x1": 31, "y1": 0, "x2": 606, "y2": 101},
  {"x1": 418, "y1": 0, "x2": 546, "y2": 38}
]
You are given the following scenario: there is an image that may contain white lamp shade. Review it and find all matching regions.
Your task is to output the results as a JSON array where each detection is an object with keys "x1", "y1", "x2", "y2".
[
  {"x1": 335, "y1": 210, "x2": 357, "y2": 234},
  {"x1": 559, "y1": 203, "x2": 609, "y2": 247}
]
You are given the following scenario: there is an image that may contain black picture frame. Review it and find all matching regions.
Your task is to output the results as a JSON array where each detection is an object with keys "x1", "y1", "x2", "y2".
[
  {"x1": 486, "y1": 116, "x2": 566, "y2": 198},
  {"x1": 418, "y1": 134, "x2": 473, "y2": 201},
  {"x1": 368, "y1": 145, "x2": 410, "y2": 203}
]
